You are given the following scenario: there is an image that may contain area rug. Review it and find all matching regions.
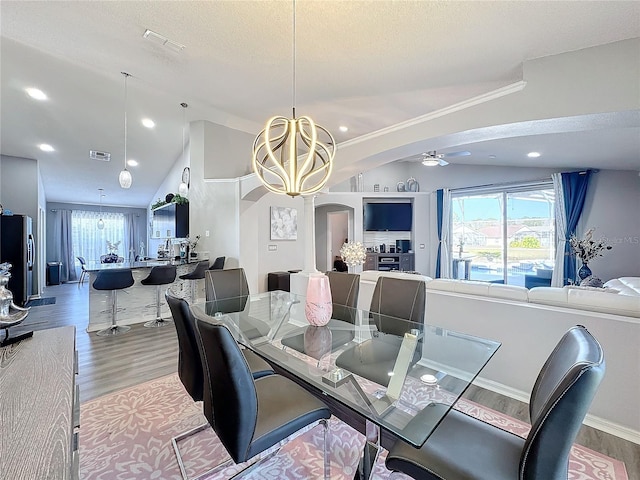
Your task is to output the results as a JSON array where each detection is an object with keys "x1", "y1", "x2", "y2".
[
  {"x1": 79, "y1": 374, "x2": 628, "y2": 480},
  {"x1": 25, "y1": 296, "x2": 56, "y2": 307}
]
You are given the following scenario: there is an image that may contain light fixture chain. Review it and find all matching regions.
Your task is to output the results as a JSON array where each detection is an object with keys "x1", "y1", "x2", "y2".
[
  {"x1": 124, "y1": 73, "x2": 128, "y2": 168},
  {"x1": 292, "y1": 0, "x2": 296, "y2": 118}
]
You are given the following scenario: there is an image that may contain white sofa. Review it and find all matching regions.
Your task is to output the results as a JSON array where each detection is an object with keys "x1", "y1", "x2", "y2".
[{"x1": 356, "y1": 271, "x2": 640, "y2": 443}]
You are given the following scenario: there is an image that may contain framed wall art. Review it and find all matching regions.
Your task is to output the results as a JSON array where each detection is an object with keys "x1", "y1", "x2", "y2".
[{"x1": 270, "y1": 206, "x2": 298, "y2": 240}]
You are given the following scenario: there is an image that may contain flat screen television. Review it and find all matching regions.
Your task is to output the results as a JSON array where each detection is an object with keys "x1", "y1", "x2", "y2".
[{"x1": 364, "y1": 202, "x2": 412, "y2": 231}]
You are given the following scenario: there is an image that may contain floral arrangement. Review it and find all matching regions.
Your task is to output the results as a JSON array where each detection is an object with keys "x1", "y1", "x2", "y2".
[
  {"x1": 106, "y1": 240, "x2": 121, "y2": 254},
  {"x1": 181, "y1": 235, "x2": 201, "y2": 251},
  {"x1": 569, "y1": 228, "x2": 612, "y2": 264},
  {"x1": 340, "y1": 241, "x2": 367, "y2": 267}
]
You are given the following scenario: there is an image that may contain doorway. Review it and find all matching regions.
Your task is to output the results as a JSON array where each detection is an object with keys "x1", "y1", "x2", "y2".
[{"x1": 327, "y1": 211, "x2": 349, "y2": 272}]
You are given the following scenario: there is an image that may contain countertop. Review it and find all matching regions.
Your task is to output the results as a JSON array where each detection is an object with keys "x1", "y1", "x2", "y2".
[{"x1": 86, "y1": 257, "x2": 201, "y2": 272}]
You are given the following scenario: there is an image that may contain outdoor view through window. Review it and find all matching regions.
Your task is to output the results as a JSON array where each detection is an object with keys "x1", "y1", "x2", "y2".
[{"x1": 451, "y1": 185, "x2": 555, "y2": 286}]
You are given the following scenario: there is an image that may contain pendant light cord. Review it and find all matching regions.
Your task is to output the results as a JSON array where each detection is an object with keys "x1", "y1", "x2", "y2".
[
  {"x1": 181, "y1": 103, "x2": 188, "y2": 159},
  {"x1": 122, "y1": 72, "x2": 130, "y2": 170},
  {"x1": 292, "y1": 0, "x2": 296, "y2": 119}
]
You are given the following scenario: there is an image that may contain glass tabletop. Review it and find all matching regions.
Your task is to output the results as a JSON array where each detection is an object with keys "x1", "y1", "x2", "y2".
[{"x1": 191, "y1": 290, "x2": 500, "y2": 448}]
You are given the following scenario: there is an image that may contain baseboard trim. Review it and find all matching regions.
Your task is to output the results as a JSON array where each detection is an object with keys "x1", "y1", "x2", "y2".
[{"x1": 473, "y1": 376, "x2": 640, "y2": 445}]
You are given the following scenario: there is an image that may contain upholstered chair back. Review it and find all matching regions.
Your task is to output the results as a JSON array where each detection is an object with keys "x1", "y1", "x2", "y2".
[
  {"x1": 520, "y1": 325, "x2": 605, "y2": 479},
  {"x1": 165, "y1": 290, "x2": 204, "y2": 403},
  {"x1": 204, "y1": 268, "x2": 250, "y2": 314},
  {"x1": 326, "y1": 271, "x2": 360, "y2": 323},
  {"x1": 369, "y1": 276, "x2": 426, "y2": 336},
  {"x1": 195, "y1": 319, "x2": 258, "y2": 463}
]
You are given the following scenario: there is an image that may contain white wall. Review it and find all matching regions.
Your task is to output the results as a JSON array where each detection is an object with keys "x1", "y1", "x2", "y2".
[
  {"x1": 1, "y1": 154, "x2": 41, "y2": 295},
  {"x1": 581, "y1": 170, "x2": 640, "y2": 281},
  {"x1": 240, "y1": 193, "x2": 306, "y2": 293}
]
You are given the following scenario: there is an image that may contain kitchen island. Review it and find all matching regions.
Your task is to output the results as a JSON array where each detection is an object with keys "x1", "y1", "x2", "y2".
[{"x1": 86, "y1": 259, "x2": 204, "y2": 332}]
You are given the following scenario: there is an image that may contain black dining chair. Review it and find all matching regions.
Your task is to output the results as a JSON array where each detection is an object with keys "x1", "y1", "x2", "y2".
[
  {"x1": 76, "y1": 256, "x2": 88, "y2": 285},
  {"x1": 193, "y1": 318, "x2": 332, "y2": 479},
  {"x1": 334, "y1": 276, "x2": 426, "y2": 387},
  {"x1": 385, "y1": 325, "x2": 605, "y2": 480},
  {"x1": 281, "y1": 271, "x2": 360, "y2": 355},
  {"x1": 204, "y1": 267, "x2": 272, "y2": 341},
  {"x1": 165, "y1": 290, "x2": 274, "y2": 480}
]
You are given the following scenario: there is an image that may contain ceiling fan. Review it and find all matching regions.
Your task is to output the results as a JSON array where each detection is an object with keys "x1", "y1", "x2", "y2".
[{"x1": 405, "y1": 150, "x2": 471, "y2": 166}]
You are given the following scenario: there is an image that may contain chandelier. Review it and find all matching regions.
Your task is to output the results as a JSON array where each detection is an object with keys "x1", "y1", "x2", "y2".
[
  {"x1": 251, "y1": 0, "x2": 335, "y2": 197},
  {"x1": 118, "y1": 72, "x2": 132, "y2": 189}
]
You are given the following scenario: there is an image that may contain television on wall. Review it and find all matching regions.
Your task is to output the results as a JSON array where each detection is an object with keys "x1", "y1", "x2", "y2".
[{"x1": 364, "y1": 202, "x2": 412, "y2": 231}]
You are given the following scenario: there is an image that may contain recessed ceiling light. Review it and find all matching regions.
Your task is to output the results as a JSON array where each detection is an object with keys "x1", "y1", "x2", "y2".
[
  {"x1": 142, "y1": 118, "x2": 155, "y2": 129},
  {"x1": 127, "y1": 159, "x2": 138, "y2": 167},
  {"x1": 527, "y1": 152, "x2": 541, "y2": 158},
  {"x1": 488, "y1": 154, "x2": 497, "y2": 159},
  {"x1": 39, "y1": 143, "x2": 54, "y2": 152},
  {"x1": 339, "y1": 125, "x2": 348, "y2": 133},
  {"x1": 26, "y1": 88, "x2": 47, "y2": 100}
]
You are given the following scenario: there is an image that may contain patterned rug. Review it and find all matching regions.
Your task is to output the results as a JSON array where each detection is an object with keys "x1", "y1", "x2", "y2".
[{"x1": 79, "y1": 374, "x2": 628, "y2": 480}]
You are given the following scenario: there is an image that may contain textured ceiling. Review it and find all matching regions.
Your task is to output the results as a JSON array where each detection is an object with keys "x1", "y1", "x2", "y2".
[{"x1": 1, "y1": 1, "x2": 639, "y2": 207}]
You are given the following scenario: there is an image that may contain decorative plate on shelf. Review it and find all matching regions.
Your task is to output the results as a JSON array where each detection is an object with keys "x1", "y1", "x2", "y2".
[{"x1": 181, "y1": 167, "x2": 190, "y2": 188}]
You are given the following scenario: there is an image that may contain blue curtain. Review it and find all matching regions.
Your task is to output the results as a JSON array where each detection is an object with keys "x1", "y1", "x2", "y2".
[
  {"x1": 435, "y1": 189, "x2": 444, "y2": 278},
  {"x1": 562, "y1": 170, "x2": 592, "y2": 284}
]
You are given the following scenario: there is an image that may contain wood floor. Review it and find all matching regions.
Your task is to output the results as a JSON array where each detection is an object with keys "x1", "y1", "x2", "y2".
[{"x1": 10, "y1": 282, "x2": 639, "y2": 479}]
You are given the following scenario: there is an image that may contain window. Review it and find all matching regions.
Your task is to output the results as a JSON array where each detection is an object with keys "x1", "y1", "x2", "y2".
[
  {"x1": 72, "y1": 210, "x2": 127, "y2": 264},
  {"x1": 451, "y1": 182, "x2": 555, "y2": 286}
]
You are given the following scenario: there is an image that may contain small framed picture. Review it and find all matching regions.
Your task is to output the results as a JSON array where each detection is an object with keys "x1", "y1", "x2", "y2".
[{"x1": 270, "y1": 206, "x2": 297, "y2": 240}]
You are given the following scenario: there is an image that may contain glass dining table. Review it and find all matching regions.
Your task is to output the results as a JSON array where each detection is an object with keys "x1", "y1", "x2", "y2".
[{"x1": 191, "y1": 290, "x2": 500, "y2": 480}]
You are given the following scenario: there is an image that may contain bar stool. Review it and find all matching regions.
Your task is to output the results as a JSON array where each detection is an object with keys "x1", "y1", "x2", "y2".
[
  {"x1": 141, "y1": 265, "x2": 177, "y2": 327},
  {"x1": 178, "y1": 260, "x2": 209, "y2": 303},
  {"x1": 93, "y1": 269, "x2": 135, "y2": 337}
]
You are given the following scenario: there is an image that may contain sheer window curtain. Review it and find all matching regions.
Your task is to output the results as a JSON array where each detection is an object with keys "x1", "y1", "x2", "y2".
[
  {"x1": 440, "y1": 188, "x2": 452, "y2": 278},
  {"x1": 72, "y1": 211, "x2": 126, "y2": 264},
  {"x1": 551, "y1": 174, "x2": 567, "y2": 287}
]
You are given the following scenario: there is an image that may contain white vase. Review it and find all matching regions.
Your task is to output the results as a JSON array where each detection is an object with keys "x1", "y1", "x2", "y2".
[{"x1": 305, "y1": 273, "x2": 332, "y2": 326}]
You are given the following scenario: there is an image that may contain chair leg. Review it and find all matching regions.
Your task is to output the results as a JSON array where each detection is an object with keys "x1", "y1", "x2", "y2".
[
  {"x1": 145, "y1": 285, "x2": 171, "y2": 327},
  {"x1": 172, "y1": 422, "x2": 215, "y2": 480},
  {"x1": 322, "y1": 418, "x2": 331, "y2": 480},
  {"x1": 96, "y1": 290, "x2": 131, "y2": 336}
]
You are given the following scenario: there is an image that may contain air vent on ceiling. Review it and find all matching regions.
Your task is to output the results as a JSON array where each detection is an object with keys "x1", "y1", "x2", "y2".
[
  {"x1": 90, "y1": 150, "x2": 111, "y2": 162},
  {"x1": 143, "y1": 29, "x2": 185, "y2": 53}
]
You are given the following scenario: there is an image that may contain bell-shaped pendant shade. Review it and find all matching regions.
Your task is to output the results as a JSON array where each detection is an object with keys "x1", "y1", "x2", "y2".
[
  {"x1": 119, "y1": 168, "x2": 132, "y2": 189},
  {"x1": 97, "y1": 218, "x2": 105, "y2": 230}
]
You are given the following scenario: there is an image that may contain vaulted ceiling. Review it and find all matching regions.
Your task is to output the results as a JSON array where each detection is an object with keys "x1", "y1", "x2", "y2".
[{"x1": 1, "y1": 1, "x2": 639, "y2": 207}]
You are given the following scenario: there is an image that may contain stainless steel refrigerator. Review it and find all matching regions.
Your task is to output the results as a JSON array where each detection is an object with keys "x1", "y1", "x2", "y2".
[{"x1": 1, "y1": 215, "x2": 34, "y2": 306}]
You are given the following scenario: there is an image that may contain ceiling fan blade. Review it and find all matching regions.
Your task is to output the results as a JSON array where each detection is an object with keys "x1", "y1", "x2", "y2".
[
  {"x1": 443, "y1": 150, "x2": 471, "y2": 158},
  {"x1": 438, "y1": 158, "x2": 449, "y2": 166}
]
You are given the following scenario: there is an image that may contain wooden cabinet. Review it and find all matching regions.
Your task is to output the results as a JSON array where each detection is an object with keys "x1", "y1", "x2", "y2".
[
  {"x1": 152, "y1": 203, "x2": 189, "y2": 239},
  {"x1": 1, "y1": 326, "x2": 78, "y2": 479},
  {"x1": 365, "y1": 253, "x2": 414, "y2": 272}
]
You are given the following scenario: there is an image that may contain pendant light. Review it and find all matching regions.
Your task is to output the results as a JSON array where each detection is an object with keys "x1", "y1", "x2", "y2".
[
  {"x1": 97, "y1": 188, "x2": 105, "y2": 230},
  {"x1": 118, "y1": 72, "x2": 133, "y2": 189},
  {"x1": 251, "y1": 0, "x2": 335, "y2": 197},
  {"x1": 178, "y1": 102, "x2": 189, "y2": 196}
]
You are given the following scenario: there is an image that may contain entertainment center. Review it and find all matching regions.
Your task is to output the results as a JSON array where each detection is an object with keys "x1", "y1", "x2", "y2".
[{"x1": 364, "y1": 252, "x2": 415, "y2": 272}]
